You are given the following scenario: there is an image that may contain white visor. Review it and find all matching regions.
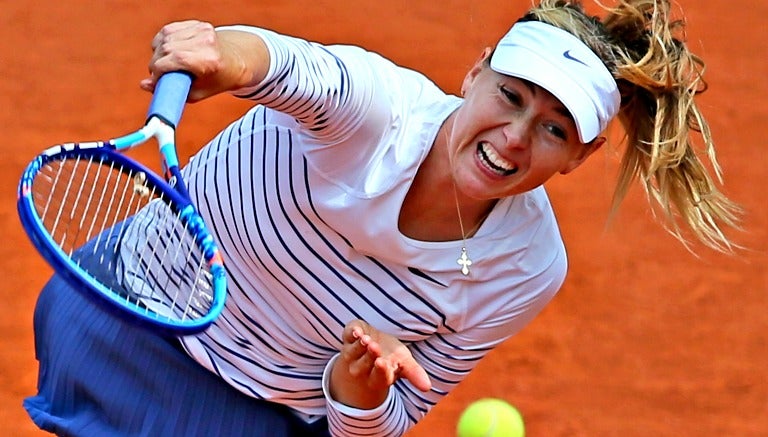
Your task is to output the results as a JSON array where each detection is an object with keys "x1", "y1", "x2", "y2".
[{"x1": 490, "y1": 21, "x2": 620, "y2": 143}]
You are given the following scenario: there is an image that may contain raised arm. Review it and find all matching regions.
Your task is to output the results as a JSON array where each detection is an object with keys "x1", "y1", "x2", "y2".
[{"x1": 140, "y1": 20, "x2": 270, "y2": 102}]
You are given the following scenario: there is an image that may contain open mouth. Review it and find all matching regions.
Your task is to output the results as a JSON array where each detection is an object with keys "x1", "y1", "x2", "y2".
[{"x1": 477, "y1": 142, "x2": 518, "y2": 176}]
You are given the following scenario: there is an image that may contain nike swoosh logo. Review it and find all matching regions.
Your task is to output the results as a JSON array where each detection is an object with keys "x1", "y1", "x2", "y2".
[{"x1": 563, "y1": 50, "x2": 589, "y2": 67}]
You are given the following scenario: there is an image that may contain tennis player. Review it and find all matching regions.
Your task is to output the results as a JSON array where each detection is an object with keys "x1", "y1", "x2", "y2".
[{"x1": 25, "y1": 0, "x2": 740, "y2": 435}]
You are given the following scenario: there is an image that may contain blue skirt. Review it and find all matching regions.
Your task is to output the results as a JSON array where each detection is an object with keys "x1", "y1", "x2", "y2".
[{"x1": 24, "y1": 228, "x2": 329, "y2": 436}]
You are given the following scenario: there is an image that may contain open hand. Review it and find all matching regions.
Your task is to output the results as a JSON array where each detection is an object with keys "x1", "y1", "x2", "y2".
[{"x1": 329, "y1": 319, "x2": 431, "y2": 409}]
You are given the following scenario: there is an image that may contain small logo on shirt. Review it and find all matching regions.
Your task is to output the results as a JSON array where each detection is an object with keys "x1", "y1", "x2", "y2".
[{"x1": 563, "y1": 50, "x2": 588, "y2": 67}]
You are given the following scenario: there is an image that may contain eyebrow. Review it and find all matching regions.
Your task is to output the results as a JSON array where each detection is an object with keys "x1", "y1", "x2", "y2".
[{"x1": 555, "y1": 106, "x2": 575, "y2": 122}]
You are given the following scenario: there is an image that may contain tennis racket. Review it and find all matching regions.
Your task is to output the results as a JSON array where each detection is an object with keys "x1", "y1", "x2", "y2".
[{"x1": 17, "y1": 72, "x2": 226, "y2": 335}]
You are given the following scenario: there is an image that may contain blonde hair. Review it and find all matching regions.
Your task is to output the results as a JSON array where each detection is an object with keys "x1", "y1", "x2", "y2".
[{"x1": 524, "y1": 0, "x2": 741, "y2": 252}]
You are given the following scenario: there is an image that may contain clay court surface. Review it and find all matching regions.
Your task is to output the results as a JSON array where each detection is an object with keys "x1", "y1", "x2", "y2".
[{"x1": 2, "y1": 1, "x2": 766, "y2": 435}]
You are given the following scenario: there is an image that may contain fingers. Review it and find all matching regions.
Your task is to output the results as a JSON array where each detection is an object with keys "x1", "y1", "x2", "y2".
[
  {"x1": 142, "y1": 20, "x2": 221, "y2": 97},
  {"x1": 399, "y1": 358, "x2": 432, "y2": 392},
  {"x1": 370, "y1": 343, "x2": 431, "y2": 392},
  {"x1": 151, "y1": 20, "x2": 208, "y2": 50},
  {"x1": 330, "y1": 331, "x2": 389, "y2": 409},
  {"x1": 341, "y1": 323, "x2": 431, "y2": 392},
  {"x1": 150, "y1": 21, "x2": 217, "y2": 73},
  {"x1": 143, "y1": 21, "x2": 270, "y2": 101},
  {"x1": 139, "y1": 77, "x2": 155, "y2": 93},
  {"x1": 330, "y1": 321, "x2": 432, "y2": 409},
  {"x1": 347, "y1": 336, "x2": 396, "y2": 389},
  {"x1": 345, "y1": 333, "x2": 377, "y2": 377},
  {"x1": 342, "y1": 320, "x2": 367, "y2": 344}
]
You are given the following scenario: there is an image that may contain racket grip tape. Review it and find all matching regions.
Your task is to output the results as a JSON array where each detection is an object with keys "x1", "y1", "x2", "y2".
[{"x1": 147, "y1": 71, "x2": 193, "y2": 128}]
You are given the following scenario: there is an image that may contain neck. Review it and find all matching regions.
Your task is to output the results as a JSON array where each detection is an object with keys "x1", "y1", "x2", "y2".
[
  {"x1": 398, "y1": 120, "x2": 495, "y2": 242},
  {"x1": 452, "y1": 182, "x2": 496, "y2": 239}
]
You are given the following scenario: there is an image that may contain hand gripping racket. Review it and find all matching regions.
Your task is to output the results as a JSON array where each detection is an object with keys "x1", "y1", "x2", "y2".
[{"x1": 17, "y1": 72, "x2": 226, "y2": 335}]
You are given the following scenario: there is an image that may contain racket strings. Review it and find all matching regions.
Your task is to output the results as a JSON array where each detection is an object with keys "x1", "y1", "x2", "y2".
[
  {"x1": 33, "y1": 155, "x2": 148, "y2": 257},
  {"x1": 122, "y1": 202, "x2": 213, "y2": 320},
  {"x1": 32, "y1": 154, "x2": 215, "y2": 323}
]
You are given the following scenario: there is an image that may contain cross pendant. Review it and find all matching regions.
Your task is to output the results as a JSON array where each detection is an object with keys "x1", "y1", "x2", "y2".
[{"x1": 457, "y1": 247, "x2": 472, "y2": 276}]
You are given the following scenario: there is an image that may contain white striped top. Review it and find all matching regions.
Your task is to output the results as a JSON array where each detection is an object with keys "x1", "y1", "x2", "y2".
[{"x1": 127, "y1": 26, "x2": 568, "y2": 436}]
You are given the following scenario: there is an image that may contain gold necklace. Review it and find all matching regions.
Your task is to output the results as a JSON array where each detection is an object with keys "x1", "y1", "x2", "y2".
[
  {"x1": 445, "y1": 125, "x2": 476, "y2": 276},
  {"x1": 452, "y1": 181, "x2": 473, "y2": 276},
  {"x1": 444, "y1": 122, "x2": 493, "y2": 276}
]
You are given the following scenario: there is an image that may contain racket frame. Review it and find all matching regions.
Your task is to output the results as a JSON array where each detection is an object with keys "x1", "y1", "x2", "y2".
[{"x1": 17, "y1": 73, "x2": 227, "y2": 334}]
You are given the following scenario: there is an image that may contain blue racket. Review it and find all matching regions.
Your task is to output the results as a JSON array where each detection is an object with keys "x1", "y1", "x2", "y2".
[{"x1": 17, "y1": 72, "x2": 226, "y2": 335}]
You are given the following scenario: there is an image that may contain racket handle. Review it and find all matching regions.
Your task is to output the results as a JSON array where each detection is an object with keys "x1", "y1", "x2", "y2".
[{"x1": 147, "y1": 71, "x2": 193, "y2": 128}]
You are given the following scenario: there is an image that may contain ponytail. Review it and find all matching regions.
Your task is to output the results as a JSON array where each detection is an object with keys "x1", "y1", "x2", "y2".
[{"x1": 526, "y1": 0, "x2": 741, "y2": 252}]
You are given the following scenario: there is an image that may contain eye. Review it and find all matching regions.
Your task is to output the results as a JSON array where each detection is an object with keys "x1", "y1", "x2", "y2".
[
  {"x1": 500, "y1": 85, "x2": 522, "y2": 106},
  {"x1": 545, "y1": 123, "x2": 568, "y2": 141}
]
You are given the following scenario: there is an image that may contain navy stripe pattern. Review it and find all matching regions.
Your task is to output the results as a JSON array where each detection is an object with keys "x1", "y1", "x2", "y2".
[{"x1": 124, "y1": 27, "x2": 567, "y2": 436}]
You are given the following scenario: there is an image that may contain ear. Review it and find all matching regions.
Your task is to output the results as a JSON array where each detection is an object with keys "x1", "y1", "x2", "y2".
[
  {"x1": 461, "y1": 47, "x2": 493, "y2": 97},
  {"x1": 560, "y1": 136, "x2": 605, "y2": 174}
]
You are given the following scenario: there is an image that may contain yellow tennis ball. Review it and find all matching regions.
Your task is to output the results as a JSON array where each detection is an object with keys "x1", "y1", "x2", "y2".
[{"x1": 456, "y1": 398, "x2": 525, "y2": 437}]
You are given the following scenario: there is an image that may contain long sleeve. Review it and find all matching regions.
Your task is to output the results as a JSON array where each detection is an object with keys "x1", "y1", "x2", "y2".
[
  {"x1": 169, "y1": 26, "x2": 568, "y2": 437},
  {"x1": 217, "y1": 25, "x2": 389, "y2": 148}
]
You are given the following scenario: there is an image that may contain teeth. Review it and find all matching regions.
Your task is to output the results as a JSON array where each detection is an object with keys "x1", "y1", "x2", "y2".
[{"x1": 478, "y1": 143, "x2": 517, "y2": 175}]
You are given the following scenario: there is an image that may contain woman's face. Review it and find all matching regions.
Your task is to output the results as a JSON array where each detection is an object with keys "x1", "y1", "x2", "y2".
[{"x1": 448, "y1": 50, "x2": 604, "y2": 200}]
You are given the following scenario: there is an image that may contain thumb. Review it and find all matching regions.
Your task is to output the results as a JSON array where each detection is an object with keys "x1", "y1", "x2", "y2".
[{"x1": 139, "y1": 77, "x2": 156, "y2": 93}]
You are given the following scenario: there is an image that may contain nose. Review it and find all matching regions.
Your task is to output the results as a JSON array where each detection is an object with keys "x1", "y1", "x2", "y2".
[{"x1": 502, "y1": 118, "x2": 532, "y2": 150}]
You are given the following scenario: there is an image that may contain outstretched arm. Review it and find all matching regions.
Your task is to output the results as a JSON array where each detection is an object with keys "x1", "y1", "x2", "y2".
[{"x1": 140, "y1": 20, "x2": 270, "y2": 102}]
